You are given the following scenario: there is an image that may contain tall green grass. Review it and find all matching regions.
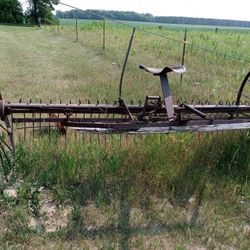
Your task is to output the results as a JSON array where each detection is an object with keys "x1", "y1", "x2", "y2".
[{"x1": 13, "y1": 131, "x2": 250, "y2": 206}]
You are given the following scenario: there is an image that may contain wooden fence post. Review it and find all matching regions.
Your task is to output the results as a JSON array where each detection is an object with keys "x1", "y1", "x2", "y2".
[
  {"x1": 57, "y1": 18, "x2": 60, "y2": 33},
  {"x1": 180, "y1": 29, "x2": 187, "y2": 82},
  {"x1": 103, "y1": 19, "x2": 106, "y2": 50},
  {"x1": 75, "y1": 17, "x2": 78, "y2": 41}
]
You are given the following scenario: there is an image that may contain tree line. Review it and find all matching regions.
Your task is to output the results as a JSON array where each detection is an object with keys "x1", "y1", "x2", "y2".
[
  {"x1": 0, "y1": 0, "x2": 58, "y2": 25},
  {"x1": 56, "y1": 9, "x2": 250, "y2": 28},
  {"x1": 0, "y1": 0, "x2": 23, "y2": 24},
  {"x1": 2, "y1": 1, "x2": 250, "y2": 28}
]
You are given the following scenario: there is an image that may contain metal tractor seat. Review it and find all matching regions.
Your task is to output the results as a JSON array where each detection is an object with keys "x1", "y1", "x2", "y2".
[
  {"x1": 139, "y1": 65, "x2": 186, "y2": 75},
  {"x1": 139, "y1": 65, "x2": 186, "y2": 120}
]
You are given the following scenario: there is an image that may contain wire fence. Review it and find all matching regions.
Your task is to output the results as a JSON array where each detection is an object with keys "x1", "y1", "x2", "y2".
[
  {"x1": 43, "y1": 2, "x2": 250, "y2": 104},
  {"x1": 59, "y1": 2, "x2": 250, "y2": 63}
]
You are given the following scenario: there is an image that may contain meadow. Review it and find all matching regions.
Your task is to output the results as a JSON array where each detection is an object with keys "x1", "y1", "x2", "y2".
[{"x1": 0, "y1": 22, "x2": 249, "y2": 249}]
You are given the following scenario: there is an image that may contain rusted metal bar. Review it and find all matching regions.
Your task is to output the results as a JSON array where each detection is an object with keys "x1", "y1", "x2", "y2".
[
  {"x1": 119, "y1": 27, "x2": 136, "y2": 98},
  {"x1": 32, "y1": 113, "x2": 35, "y2": 138},
  {"x1": 4, "y1": 115, "x2": 15, "y2": 154},
  {"x1": 4, "y1": 102, "x2": 250, "y2": 116},
  {"x1": 180, "y1": 29, "x2": 187, "y2": 82},
  {"x1": 181, "y1": 103, "x2": 212, "y2": 120},
  {"x1": 63, "y1": 118, "x2": 250, "y2": 129},
  {"x1": 48, "y1": 113, "x2": 51, "y2": 140},
  {"x1": 24, "y1": 113, "x2": 26, "y2": 141},
  {"x1": 74, "y1": 113, "x2": 77, "y2": 140},
  {"x1": 0, "y1": 137, "x2": 12, "y2": 152}
]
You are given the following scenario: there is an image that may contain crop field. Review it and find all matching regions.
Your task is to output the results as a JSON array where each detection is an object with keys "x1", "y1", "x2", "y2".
[
  {"x1": 0, "y1": 22, "x2": 250, "y2": 249},
  {"x1": 59, "y1": 18, "x2": 250, "y2": 31}
]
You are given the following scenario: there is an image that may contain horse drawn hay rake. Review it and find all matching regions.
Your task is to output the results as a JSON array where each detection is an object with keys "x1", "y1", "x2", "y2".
[{"x1": 0, "y1": 64, "x2": 249, "y2": 179}]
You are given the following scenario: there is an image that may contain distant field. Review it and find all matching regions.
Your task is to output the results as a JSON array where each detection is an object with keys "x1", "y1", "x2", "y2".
[
  {"x1": 59, "y1": 18, "x2": 250, "y2": 31},
  {"x1": 0, "y1": 24, "x2": 249, "y2": 249}
]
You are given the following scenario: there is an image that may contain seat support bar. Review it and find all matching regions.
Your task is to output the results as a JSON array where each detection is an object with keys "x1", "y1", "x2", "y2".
[{"x1": 160, "y1": 74, "x2": 174, "y2": 120}]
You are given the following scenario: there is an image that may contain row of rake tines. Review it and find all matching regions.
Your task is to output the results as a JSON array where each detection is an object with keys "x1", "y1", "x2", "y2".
[
  {"x1": 14, "y1": 97, "x2": 249, "y2": 106},
  {"x1": 10, "y1": 97, "x2": 243, "y2": 141},
  {"x1": 11, "y1": 97, "x2": 246, "y2": 137}
]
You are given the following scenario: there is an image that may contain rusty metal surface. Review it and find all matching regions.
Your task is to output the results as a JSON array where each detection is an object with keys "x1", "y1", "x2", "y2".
[{"x1": 2, "y1": 102, "x2": 250, "y2": 116}]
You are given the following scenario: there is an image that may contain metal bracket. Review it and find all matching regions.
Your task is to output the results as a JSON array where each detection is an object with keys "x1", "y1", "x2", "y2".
[{"x1": 137, "y1": 95, "x2": 162, "y2": 121}]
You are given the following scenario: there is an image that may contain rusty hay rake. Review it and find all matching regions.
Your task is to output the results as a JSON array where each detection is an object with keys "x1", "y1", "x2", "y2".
[{"x1": 0, "y1": 65, "x2": 249, "y2": 181}]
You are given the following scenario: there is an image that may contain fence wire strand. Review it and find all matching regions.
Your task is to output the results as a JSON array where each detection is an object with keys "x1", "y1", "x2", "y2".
[{"x1": 59, "y1": 2, "x2": 250, "y2": 64}]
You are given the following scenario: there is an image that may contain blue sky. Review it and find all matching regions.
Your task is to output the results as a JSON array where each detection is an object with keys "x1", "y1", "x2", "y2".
[{"x1": 20, "y1": 0, "x2": 250, "y2": 21}]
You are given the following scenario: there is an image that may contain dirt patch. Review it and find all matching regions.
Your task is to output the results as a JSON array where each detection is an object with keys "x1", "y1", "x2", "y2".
[
  {"x1": 40, "y1": 189, "x2": 72, "y2": 233},
  {"x1": 28, "y1": 188, "x2": 72, "y2": 233}
]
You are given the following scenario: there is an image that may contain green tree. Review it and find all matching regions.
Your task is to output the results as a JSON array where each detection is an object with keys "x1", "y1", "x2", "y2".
[
  {"x1": 26, "y1": 0, "x2": 59, "y2": 26},
  {"x1": 0, "y1": 0, "x2": 23, "y2": 24}
]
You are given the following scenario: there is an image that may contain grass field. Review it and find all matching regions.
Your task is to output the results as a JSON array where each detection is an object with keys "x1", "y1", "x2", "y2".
[{"x1": 0, "y1": 23, "x2": 250, "y2": 249}]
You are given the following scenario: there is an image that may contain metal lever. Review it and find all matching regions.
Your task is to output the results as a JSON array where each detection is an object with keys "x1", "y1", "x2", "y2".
[{"x1": 181, "y1": 103, "x2": 213, "y2": 121}]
